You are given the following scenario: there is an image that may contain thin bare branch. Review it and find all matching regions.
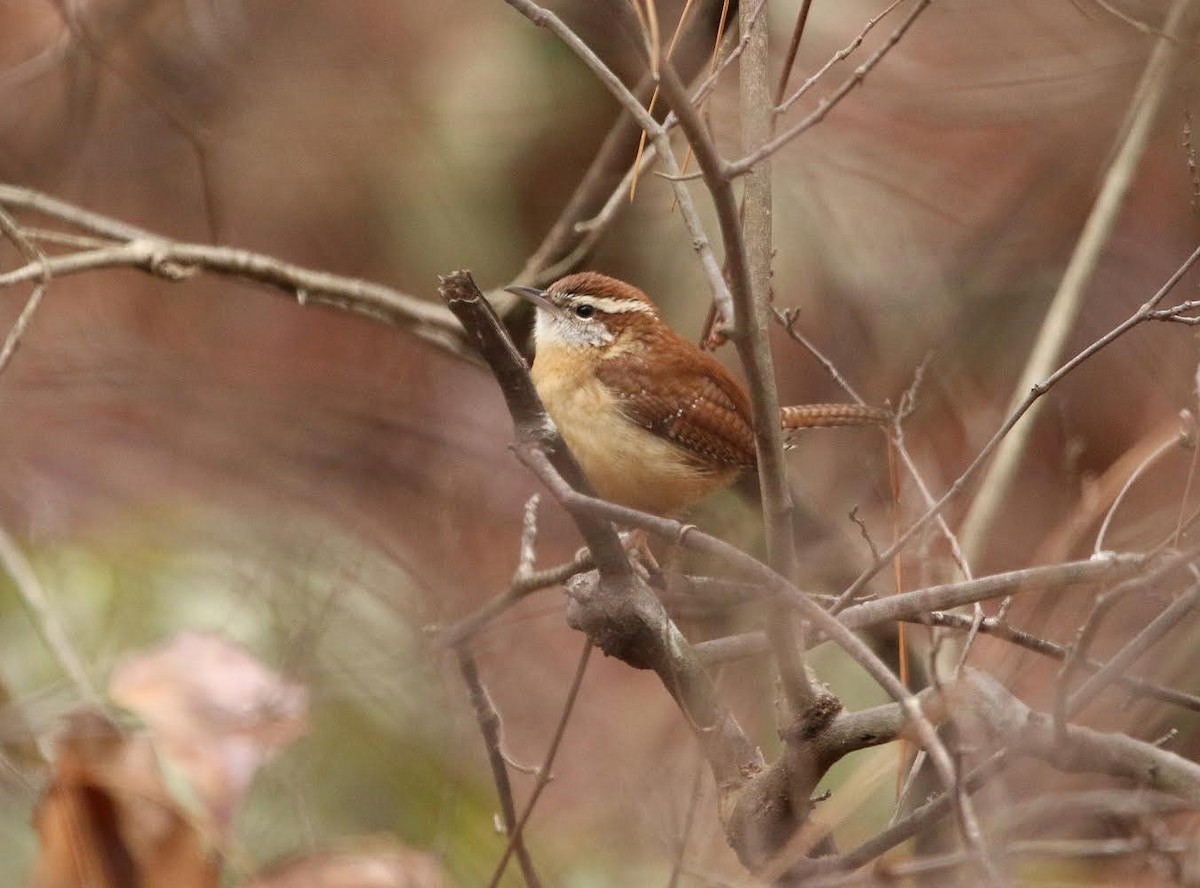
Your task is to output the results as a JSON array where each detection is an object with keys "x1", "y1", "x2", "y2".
[
  {"x1": 440, "y1": 550, "x2": 595, "y2": 648},
  {"x1": 0, "y1": 203, "x2": 52, "y2": 376},
  {"x1": 727, "y1": 0, "x2": 933, "y2": 177},
  {"x1": 457, "y1": 647, "x2": 542, "y2": 888},
  {"x1": 0, "y1": 185, "x2": 474, "y2": 361},
  {"x1": 0, "y1": 525, "x2": 100, "y2": 706},
  {"x1": 775, "y1": 0, "x2": 908, "y2": 117},
  {"x1": 839, "y1": 552, "x2": 1151, "y2": 632},
  {"x1": 774, "y1": 0, "x2": 815, "y2": 107},
  {"x1": 918, "y1": 611, "x2": 1200, "y2": 713},
  {"x1": 1094, "y1": 434, "x2": 1183, "y2": 556}
]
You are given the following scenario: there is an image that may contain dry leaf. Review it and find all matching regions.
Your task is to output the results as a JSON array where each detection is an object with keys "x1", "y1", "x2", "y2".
[
  {"x1": 108, "y1": 631, "x2": 308, "y2": 837},
  {"x1": 31, "y1": 710, "x2": 219, "y2": 888}
]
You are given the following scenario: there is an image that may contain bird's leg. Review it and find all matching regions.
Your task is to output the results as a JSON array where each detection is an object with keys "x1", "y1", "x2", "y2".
[{"x1": 620, "y1": 529, "x2": 666, "y2": 588}]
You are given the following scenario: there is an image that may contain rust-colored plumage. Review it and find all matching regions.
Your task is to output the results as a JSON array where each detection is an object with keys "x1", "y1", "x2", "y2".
[{"x1": 594, "y1": 327, "x2": 756, "y2": 469}]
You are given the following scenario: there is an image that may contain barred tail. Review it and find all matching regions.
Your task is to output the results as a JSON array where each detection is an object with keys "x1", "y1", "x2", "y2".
[{"x1": 779, "y1": 402, "x2": 892, "y2": 430}]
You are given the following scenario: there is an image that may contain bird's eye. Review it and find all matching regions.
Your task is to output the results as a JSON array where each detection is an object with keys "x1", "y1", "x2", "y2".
[{"x1": 574, "y1": 304, "x2": 595, "y2": 319}]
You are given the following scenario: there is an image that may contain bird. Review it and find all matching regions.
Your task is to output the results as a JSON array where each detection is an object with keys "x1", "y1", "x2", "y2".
[{"x1": 505, "y1": 272, "x2": 889, "y2": 516}]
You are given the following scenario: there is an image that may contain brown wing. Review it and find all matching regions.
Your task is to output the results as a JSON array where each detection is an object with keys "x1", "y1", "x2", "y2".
[{"x1": 595, "y1": 336, "x2": 756, "y2": 469}]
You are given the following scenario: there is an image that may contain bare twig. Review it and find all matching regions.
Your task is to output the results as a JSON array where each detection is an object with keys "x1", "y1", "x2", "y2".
[
  {"x1": 773, "y1": 0, "x2": 815, "y2": 107},
  {"x1": 773, "y1": 306, "x2": 867, "y2": 403},
  {"x1": 727, "y1": 0, "x2": 933, "y2": 177},
  {"x1": 0, "y1": 204, "x2": 51, "y2": 377},
  {"x1": 440, "y1": 548, "x2": 594, "y2": 649},
  {"x1": 775, "y1": 0, "x2": 908, "y2": 117},
  {"x1": 810, "y1": 750, "x2": 1013, "y2": 878},
  {"x1": 0, "y1": 183, "x2": 159, "y2": 241},
  {"x1": 917, "y1": 610, "x2": 1200, "y2": 713},
  {"x1": 839, "y1": 553, "x2": 1150, "y2": 631},
  {"x1": 0, "y1": 525, "x2": 100, "y2": 706},
  {"x1": 457, "y1": 647, "x2": 542, "y2": 888},
  {"x1": 1094, "y1": 434, "x2": 1183, "y2": 555},
  {"x1": 513, "y1": 494, "x2": 541, "y2": 581},
  {"x1": 627, "y1": 0, "x2": 696, "y2": 202},
  {"x1": 525, "y1": 0, "x2": 766, "y2": 286},
  {"x1": 516, "y1": 0, "x2": 729, "y2": 287},
  {"x1": 1053, "y1": 555, "x2": 1194, "y2": 735},
  {"x1": 695, "y1": 555, "x2": 1159, "y2": 670},
  {"x1": 655, "y1": 60, "x2": 822, "y2": 717},
  {"x1": 891, "y1": 367, "x2": 974, "y2": 586}
]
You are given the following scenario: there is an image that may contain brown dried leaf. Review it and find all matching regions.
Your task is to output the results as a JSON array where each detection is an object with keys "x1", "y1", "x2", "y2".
[{"x1": 31, "y1": 710, "x2": 218, "y2": 888}]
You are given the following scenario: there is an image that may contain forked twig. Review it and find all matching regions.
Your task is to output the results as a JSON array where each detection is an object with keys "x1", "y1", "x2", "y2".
[{"x1": 488, "y1": 640, "x2": 592, "y2": 888}]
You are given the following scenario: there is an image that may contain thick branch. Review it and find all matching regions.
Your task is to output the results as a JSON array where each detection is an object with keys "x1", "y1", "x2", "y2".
[
  {"x1": 964, "y1": 670, "x2": 1200, "y2": 802},
  {"x1": 553, "y1": 545, "x2": 765, "y2": 794}
]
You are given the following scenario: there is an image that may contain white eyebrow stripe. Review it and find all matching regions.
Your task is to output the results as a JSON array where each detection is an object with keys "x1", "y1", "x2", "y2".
[{"x1": 575, "y1": 295, "x2": 654, "y2": 315}]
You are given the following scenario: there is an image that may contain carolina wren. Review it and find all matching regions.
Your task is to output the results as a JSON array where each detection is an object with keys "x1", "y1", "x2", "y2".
[{"x1": 505, "y1": 272, "x2": 889, "y2": 516}]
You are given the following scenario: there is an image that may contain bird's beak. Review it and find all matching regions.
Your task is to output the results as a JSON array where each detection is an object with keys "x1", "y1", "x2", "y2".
[{"x1": 505, "y1": 284, "x2": 562, "y2": 317}]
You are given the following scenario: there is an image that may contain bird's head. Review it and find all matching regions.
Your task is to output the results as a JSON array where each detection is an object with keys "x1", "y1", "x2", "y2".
[{"x1": 506, "y1": 272, "x2": 660, "y2": 351}]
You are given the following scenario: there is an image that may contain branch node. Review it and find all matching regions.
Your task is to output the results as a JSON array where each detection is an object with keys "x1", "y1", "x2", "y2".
[
  {"x1": 563, "y1": 571, "x2": 666, "y2": 670},
  {"x1": 783, "y1": 692, "x2": 843, "y2": 743}
]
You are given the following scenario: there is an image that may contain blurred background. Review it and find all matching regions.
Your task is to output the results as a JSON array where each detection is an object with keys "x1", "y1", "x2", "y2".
[{"x1": 2, "y1": 0, "x2": 1200, "y2": 883}]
